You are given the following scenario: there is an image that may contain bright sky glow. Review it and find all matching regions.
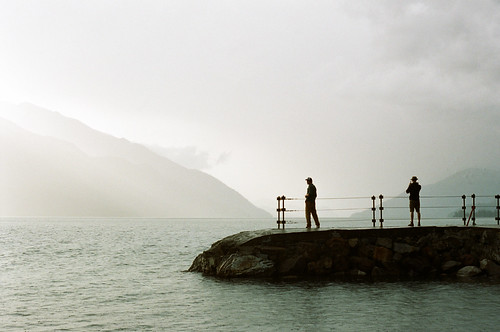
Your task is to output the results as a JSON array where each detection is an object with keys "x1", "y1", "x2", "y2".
[{"x1": 1, "y1": 1, "x2": 499, "y2": 212}]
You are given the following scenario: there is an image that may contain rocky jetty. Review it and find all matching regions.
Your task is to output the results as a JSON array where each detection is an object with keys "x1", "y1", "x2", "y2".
[{"x1": 189, "y1": 227, "x2": 500, "y2": 280}]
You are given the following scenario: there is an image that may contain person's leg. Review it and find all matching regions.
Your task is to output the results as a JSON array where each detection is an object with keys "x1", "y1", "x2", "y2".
[
  {"x1": 409, "y1": 201, "x2": 415, "y2": 226},
  {"x1": 309, "y1": 200, "x2": 319, "y2": 227},
  {"x1": 305, "y1": 202, "x2": 312, "y2": 228},
  {"x1": 312, "y1": 207, "x2": 320, "y2": 227},
  {"x1": 416, "y1": 201, "x2": 421, "y2": 226}
]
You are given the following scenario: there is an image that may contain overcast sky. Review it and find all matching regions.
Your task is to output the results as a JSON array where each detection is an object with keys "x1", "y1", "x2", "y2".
[{"x1": 1, "y1": 0, "x2": 499, "y2": 213}]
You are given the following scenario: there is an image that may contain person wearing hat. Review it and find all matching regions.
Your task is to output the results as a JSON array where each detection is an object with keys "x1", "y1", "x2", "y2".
[
  {"x1": 305, "y1": 177, "x2": 320, "y2": 228},
  {"x1": 406, "y1": 176, "x2": 421, "y2": 227}
]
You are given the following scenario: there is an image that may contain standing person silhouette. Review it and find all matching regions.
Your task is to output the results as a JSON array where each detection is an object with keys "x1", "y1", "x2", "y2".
[
  {"x1": 406, "y1": 176, "x2": 421, "y2": 227},
  {"x1": 305, "y1": 177, "x2": 320, "y2": 229}
]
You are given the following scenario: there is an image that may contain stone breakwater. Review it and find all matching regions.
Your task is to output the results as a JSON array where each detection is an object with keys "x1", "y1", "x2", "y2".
[{"x1": 189, "y1": 227, "x2": 500, "y2": 280}]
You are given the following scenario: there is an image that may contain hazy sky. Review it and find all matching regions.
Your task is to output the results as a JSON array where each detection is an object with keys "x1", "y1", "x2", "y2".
[{"x1": 1, "y1": 1, "x2": 499, "y2": 212}]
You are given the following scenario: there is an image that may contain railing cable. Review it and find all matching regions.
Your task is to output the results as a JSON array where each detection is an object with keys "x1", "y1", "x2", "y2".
[{"x1": 276, "y1": 193, "x2": 500, "y2": 229}]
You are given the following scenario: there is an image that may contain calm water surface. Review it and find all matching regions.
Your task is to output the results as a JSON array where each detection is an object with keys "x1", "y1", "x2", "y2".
[{"x1": 1, "y1": 218, "x2": 499, "y2": 331}]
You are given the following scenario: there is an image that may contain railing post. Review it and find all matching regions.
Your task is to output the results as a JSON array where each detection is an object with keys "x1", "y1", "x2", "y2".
[
  {"x1": 379, "y1": 194, "x2": 384, "y2": 228},
  {"x1": 277, "y1": 196, "x2": 281, "y2": 229},
  {"x1": 471, "y1": 194, "x2": 476, "y2": 226},
  {"x1": 496, "y1": 195, "x2": 500, "y2": 226},
  {"x1": 371, "y1": 196, "x2": 376, "y2": 227},
  {"x1": 281, "y1": 195, "x2": 286, "y2": 229},
  {"x1": 462, "y1": 195, "x2": 467, "y2": 225}
]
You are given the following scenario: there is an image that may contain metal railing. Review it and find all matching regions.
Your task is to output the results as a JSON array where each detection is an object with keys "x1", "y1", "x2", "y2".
[{"x1": 276, "y1": 194, "x2": 500, "y2": 229}]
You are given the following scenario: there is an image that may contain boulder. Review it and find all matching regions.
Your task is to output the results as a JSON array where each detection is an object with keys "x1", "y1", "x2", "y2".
[
  {"x1": 373, "y1": 246, "x2": 393, "y2": 264},
  {"x1": 348, "y1": 238, "x2": 359, "y2": 248},
  {"x1": 326, "y1": 237, "x2": 350, "y2": 256},
  {"x1": 394, "y1": 242, "x2": 418, "y2": 254},
  {"x1": 441, "y1": 260, "x2": 461, "y2": 272},
  {"x1": 216, "y1": 253, "x2": 274, "y2": 277},
  {"x1": 376, "y1": 237, "x2": 393, "y2": 249},
  {"x1": 348, "y1": 269, "x2": 367, "y2": 277},
  {"x1": 456, "y1": 266, "x2": 482, "y2": 278},
  {"x1": 278, "y1": 255, "x2": 307, "y2": 275},
  {"x1": 350, "y1": 256, "x2": 375, "y2": 273},
  {"x1": 307, "y1": 256, "x2": 334, "y2": 275},
  {"x1": 480, "y1": 259, "x2": 500, "y2": 277},
  {"x1": 421, "y1": 246, "x2": 436, "y2": 258}
]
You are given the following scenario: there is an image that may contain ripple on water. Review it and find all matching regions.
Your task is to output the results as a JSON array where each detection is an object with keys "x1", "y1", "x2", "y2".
[{"x1": 1, "y1": 218, "x2": 500, "y2": 331}]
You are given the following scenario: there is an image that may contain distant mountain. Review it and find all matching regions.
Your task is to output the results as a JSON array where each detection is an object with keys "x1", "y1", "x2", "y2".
[
  {"x1": 0, "y1": 103, "x2": 271, "y2": 218},
  {"x1": 351, "y1": 168, "x2": 500, "y2": 222}
]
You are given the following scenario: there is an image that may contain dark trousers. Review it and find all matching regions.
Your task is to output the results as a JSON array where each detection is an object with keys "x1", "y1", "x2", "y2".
[{"x1": 305, "y1": 200, "x2": 320, "y2": 227}]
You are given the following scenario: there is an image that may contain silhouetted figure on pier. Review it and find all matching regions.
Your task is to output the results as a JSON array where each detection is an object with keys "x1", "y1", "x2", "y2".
[
  {"x1": 305, "y1": 177, "x2": 320, "y2": 228},
  {"x1": 406, "y1": 176, "x2": 421, "y2": 227}
]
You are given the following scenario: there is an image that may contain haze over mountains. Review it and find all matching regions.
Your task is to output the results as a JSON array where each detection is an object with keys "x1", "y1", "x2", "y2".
[
  {"x1": 1, "y1": 102, "x2": 498, "y2": 220},
  {"x1": 0, "y1": 103, "x2": 270, "y2": 218}
]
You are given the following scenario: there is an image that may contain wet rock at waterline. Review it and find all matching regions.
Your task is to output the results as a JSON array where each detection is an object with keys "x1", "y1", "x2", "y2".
[{"x1": 189, "y1": 226, "x2": 500, "y2": 281}]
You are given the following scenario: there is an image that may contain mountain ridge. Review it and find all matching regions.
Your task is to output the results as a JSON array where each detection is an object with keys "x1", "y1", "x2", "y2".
[{"x1": 0, "y1": 103, "x2": 270, "y2": 218}]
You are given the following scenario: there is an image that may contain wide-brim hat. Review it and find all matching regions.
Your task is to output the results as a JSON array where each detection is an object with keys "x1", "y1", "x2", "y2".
[{"x1": 411, "y1": 176, "x2": 418, "y2": 181}]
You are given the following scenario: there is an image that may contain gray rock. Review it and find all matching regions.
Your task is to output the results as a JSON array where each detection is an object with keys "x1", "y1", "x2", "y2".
[
  {"x1": 442, "y1": 260, "x2": 461, "y2": 272},
  {"x1": 393, "y1": 242, "x2": 418, "y2": 254},
  {"x1": 456, "y1": 266, "x2": 482, "y2": 278},
  {"x1": 278, "y1": 255, "x2": 306, "y2": 274},
  {"x1": 349, "y1": 269, "x2": 367, "y2": 277},
  {"x1": 216, "y1": 253, "x2": 274, "y2": 277},
  {"x1": 373, "y1": 246, "x2": 393, "y2": 263},
  {"x1": 376, "y1": 237, "x2": 393, "y2": 249},
  {"x1": 348, "y1": 238, "x2": 359, "y2": 248},
  {"x1": 480, "y1": 258, "x2": 488, "y2": 270},
  {"x1": 480, "y1": 259, "x2": 500, "y2": 276}
]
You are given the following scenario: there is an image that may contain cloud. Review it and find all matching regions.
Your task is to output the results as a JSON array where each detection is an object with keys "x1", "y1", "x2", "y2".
[
  {"x1": 215, "y1": 151, "x2": 231, "y2": 165},
  {"x1": 148, "y1": 145, "x2": 230, "y2": 170},
  {"x1": 363, "y1": 1, "x2": 500, "y2": 108}
]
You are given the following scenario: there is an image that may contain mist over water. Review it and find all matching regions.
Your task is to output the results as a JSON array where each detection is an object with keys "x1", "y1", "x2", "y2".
[{"x1": 1, "y1": 218, "x2": 499, "y2": 331}]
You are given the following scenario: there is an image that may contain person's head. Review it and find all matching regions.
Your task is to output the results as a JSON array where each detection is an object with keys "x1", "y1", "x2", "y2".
[
  {"x1": 306, "y1": 177, "x2": 313, "y2": 184},
  {"x1": 411, "y1": 176, "x2": 418, "y2": 182}
]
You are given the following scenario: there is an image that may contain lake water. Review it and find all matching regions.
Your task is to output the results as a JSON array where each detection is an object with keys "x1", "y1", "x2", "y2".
[{"x1": 1, "y1": 217, "x2": 500, "y2": 331}]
